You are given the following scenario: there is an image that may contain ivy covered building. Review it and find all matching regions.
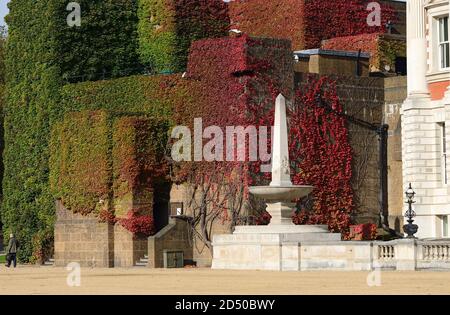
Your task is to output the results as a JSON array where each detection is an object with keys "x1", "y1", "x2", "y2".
[{"x1": 0, "y1": 0, "x2": 410, "y2": 267}]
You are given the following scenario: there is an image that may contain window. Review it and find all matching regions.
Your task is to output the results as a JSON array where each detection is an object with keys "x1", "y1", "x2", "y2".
[
  {"x1": 440, "y1": 123, "x2": 448, "y2": 185},
  {"x1": 439, "y1": 17, "x2": 450, "y2": 69},
  {"x1": 169, "y1": 202, "x2": 184, "y2": 217}
]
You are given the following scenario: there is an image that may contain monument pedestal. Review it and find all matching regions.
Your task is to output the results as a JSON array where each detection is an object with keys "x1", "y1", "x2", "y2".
[{"x1": 211, "y1": 225, "x2": 342, "y2": 271}]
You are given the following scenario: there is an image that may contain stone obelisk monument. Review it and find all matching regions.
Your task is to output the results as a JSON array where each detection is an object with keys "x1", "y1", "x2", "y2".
[{"x1": 212, "y1": 94, "x2": 341, "y2": 271}]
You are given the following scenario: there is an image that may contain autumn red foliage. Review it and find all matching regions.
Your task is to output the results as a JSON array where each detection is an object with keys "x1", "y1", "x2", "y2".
[
  {"x1": 175, "y1": 36, "x2": 355, "y2": 235},
  {"x1": 348, "y1": 223, "x2": 378, "y2": 240},
  {"x1": 118, "y1": 210, "x2": 155, "y2": 237},
  {"x1": 291, "y1": 76, "x2": 354, "y2": 234},
  {"x1": 303, "y1": 0, "x2": 396, "y2": 48},
  {"x1": 321, "y1": 33, "x2": 380, "y2": 55},
  {"x1": 228, "y1": 0, "x2": 397, "y2": 50},
  {"x1": 175, "y1": 35, "x2": 293, "y2": 185},
  {"x1": 170, "y1": 36, "x2": 293, "y2": 244},
  {"x1": 228, "y1": 0, "x2": 304, "y2": 50}
]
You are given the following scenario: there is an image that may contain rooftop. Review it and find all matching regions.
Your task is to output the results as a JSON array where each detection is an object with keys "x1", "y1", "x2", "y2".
[{"x1": 294, "y1": 49, "x2": 371, "y2": 59}]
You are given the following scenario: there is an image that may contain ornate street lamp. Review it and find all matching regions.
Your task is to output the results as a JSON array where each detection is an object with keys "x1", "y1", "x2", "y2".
[{"x1": 403, "y1": 183, "x2": 419, "y2": 238}]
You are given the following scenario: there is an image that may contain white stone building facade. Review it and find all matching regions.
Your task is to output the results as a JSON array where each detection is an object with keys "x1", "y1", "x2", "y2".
[{"x1": 403, "y1": 0, "x2": 450, "y2": 238}]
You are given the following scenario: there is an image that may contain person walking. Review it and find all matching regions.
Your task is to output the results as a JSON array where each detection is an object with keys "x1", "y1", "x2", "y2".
[{"x1": 5, "y1": 234, "x2": 18, "y2": 268}]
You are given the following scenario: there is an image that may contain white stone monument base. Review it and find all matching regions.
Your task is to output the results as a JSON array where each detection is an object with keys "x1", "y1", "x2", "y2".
[
  {"x1": 211, "y1": 225, "x2": 377, "y2": 271},
  {"x1": 213, "y1": 231, "x2": 450, "y2": 271}
]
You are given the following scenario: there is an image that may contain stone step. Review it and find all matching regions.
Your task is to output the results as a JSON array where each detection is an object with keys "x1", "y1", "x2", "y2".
[
  {"x1": 43, "y1": 259, "x2": 55, "y2": 267},
  {"x1": 134, "y1": 255, "x2": 149, "y2": 267},
  {"x1": 135, "y1": 261, "x2": 148, "y2": 267}
]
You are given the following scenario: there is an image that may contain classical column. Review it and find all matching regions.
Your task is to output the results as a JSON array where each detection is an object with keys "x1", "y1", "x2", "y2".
[
  {"x1": 407, "y1": 0, "x2": 430, "y2": 97},
  {"x1": 402, "y1": 0, "x2": 434, "y2": 238}
]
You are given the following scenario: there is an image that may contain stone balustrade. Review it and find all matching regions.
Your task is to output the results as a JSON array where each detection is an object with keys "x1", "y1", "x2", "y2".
[
  {"x1": 420, "y1": 243, "x2": 450, "y2": 261},
  {"x1": 212, "y1": 237, "x2": 450, "y2": 271},
  {"x1": 377, "y1": 245, "x2": 396, "y2": 260}
]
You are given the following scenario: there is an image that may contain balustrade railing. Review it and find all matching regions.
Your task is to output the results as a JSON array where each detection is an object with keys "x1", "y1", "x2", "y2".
[
  {"x1": 421, "y1": 244, "x2": 450, "y2": 261},
  {"x1": 378, "y1": 245, "x2": 395, "y2": 260}
]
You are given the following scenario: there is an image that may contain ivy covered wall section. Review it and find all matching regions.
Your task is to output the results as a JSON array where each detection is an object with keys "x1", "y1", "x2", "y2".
[
  {"x1": 137, "y1": 0, "x2": 229, "y2": 73},
  {"x1": 50, "y1": 109, "x2": 170, "y2": 237},
  {"x1": 57, "y1": 0, "x2": 142, "y2": 83},
  {"x1": 50, "y1": 111, "x2": 112, "y2": 217},
  {"x1": 2, "y1": 0, "x2": 150, "y2": 262},
  {"x1": 228, "y1": 0, "x2": 305, "y2": 50},
  {"x1": 228, "y1": 0, "x2": 398, "y2": 50},
  {"x1": 112, "y1": 115, "x2": 169, "y2": 238},
  {"x1": 0, "y1": 26, "x2": 5, "y2": 214},
  {"x1": 0, "y1": 25, "x2": 5, "y2": 84},
  {"x1": 60, "y1": 74, "x2": 193, "y2": 120},
  {"x1": 57, "y1": 73, "x2": 196, "y2": 230},
  {"x1": 2, "y1": 0, "x2": 62, "y2": 262}
]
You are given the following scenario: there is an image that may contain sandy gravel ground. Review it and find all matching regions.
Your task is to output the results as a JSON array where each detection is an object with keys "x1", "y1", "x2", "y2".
[{"x1": 0, "y1": 266, "x2": 449, "y2": 295}]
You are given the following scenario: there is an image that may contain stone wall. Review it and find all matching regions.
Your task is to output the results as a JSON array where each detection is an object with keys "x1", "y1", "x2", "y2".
[
  {"x1": 402, "y1": 94, "x2": 450, "y2": 238},
  {"x1": 55, "y1": 201, "x2": 149, "y2": 267},
  {"x1": 148, "y1": 218, "x2": 193, "y2": 268},
  {"x1": 54, "y1": 201, "x2": 114, "y2": 268},
  {"x1": 300, "y1": 53, "x2": 370, "y2": 77},
  {"x1": 170, "y1": 73, "x2": 406, "y2": 268},
  {"x1": 384, "y1": 76, "x2": 407, "y2": 232},
  {"x1": 167, "y1": 185, "x2": 222, "y2": 267},
  {"x1": 321, "y1": 34, "x2": 406, "y2": 75},
  {"x1": 52, "y1": 112, "x2": 168, "y2": 267},
  {"x1": 113, "y1": 224, "x2": 147, "y2": 267}
]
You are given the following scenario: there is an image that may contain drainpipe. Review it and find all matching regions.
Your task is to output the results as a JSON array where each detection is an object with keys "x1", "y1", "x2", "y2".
[{"x1": 356, "y1": 49, "x2": 362, "y2": 77}]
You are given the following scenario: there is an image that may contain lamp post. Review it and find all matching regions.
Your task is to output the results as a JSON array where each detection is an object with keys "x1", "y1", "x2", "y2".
[{"x1": 403, "y1": 183, "x2": 419, "y2": 238}]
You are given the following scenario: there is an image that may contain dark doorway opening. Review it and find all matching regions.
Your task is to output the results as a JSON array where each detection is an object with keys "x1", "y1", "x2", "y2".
[{"x1": 153, "y1": 180, "x2": 172, "y2": 232}]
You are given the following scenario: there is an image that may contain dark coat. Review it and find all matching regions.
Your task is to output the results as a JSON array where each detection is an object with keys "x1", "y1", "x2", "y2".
[{"x1": 6, "y1": 237, "x2": 18, "y2": 254}]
